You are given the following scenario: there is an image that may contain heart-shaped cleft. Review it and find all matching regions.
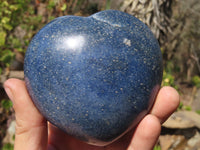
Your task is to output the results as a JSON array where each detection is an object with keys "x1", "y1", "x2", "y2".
[{"x1": 24, "y1": 10, "x2": 163, "y2": 146}]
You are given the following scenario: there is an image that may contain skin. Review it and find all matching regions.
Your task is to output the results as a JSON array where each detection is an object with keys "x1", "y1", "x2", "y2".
[{"x1": 4, "y1": 78, "x2": 180, "y2": 150}]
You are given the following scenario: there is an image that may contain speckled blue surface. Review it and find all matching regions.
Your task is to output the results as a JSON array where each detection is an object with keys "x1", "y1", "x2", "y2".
[{"x1": 24, "y1": 10, "x2": 163, "y2": 146}]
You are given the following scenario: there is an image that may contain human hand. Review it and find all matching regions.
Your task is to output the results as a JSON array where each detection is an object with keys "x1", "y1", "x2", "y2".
[{"x1": 4, "y1": 78, "x2": 179, "y2": 150}]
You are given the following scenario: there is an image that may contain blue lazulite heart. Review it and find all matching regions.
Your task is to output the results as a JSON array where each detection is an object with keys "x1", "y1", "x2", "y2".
[{"x1": 24, "y1": 10, "x2": 163, "y2": 146}]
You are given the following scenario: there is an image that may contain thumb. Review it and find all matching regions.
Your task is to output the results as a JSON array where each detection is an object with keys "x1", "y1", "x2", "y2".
[{"x1": 4, "y1": 78, "x2": 48, "y2": 150}]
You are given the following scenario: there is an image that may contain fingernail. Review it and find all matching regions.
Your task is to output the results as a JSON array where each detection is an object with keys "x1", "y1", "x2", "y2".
[{"x1": 4, "y1": 87, "x2": 14, "y2": 103}]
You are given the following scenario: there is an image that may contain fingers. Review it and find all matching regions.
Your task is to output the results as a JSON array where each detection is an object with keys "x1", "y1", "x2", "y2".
[
  {"x1": 150, "y1": 86, "x2": 180, "y2": 124},
  {"x1": 127, "y1": 86, "x2": 179, "y2": 150},
  {"x1": 4, "y1": 79, "x2": 48, "y2": 150},
  {"x1": 128, "y1": 114, "x2": 161, "y2": 150}
]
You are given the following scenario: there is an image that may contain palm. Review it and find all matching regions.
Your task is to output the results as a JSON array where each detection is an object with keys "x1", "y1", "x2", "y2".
[{"x1": 48, "y1": 123, "x2": 132, "y2": 150}]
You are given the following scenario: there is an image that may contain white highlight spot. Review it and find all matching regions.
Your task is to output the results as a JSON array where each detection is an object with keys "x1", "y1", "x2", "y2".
[
  {"x1": 59, "y1": 35, "x2": 85, "y2": 53},
  {"x1": 66, "y1": 35, "x2": 84, "y2": 49},
  {"x1": 123, "y1": 38, "x2": 131, "y2": 46}
]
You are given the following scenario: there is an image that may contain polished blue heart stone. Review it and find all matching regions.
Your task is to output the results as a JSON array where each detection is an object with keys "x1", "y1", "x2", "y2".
[{"x1": 24, "y1": 10, "x2": 163, "y2": 146}]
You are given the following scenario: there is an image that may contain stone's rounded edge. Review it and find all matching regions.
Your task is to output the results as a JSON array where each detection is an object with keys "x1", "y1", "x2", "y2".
[
  {"x1": 148, "y1": 84, "x2": 161, "y2": 112},
  {"x1": 95, "y1": 84, "x2": 162, "y2": 146},
  {"x1": 89, "y1": 10, "x2": 138, "y2": 28}
]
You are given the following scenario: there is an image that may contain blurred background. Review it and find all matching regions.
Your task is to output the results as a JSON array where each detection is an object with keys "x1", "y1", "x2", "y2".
[{"x1": 0, "y1": 0, "x2": 200, "y2": 149}]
